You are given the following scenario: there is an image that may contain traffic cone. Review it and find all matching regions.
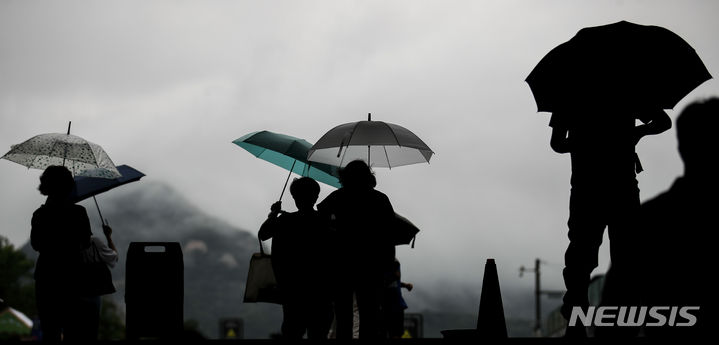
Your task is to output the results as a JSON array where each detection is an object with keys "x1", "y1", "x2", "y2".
[{"x1": 476, "y1": 258, "x2": 508, "y2": 338}]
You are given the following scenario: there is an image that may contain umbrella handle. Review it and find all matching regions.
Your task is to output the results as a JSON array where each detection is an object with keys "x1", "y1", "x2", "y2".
[{"x1": 279, "y1": 160, "x2": 297, "y2": 201}]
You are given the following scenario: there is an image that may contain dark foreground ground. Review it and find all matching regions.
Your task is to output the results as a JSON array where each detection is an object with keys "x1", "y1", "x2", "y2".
[{"x1": 2, "y1": 338, "x2": 702, "y2": 345}]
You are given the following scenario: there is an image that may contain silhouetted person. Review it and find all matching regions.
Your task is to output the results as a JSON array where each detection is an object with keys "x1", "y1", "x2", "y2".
[
  {"x1": 549, "y1": 106, "x2": 671, "y2": 337},
  {"x1": 30, "y1": 165, "x2": 91, "y2": 342},
  {"x1": 635, "y1": 98, "x2": 718, "y2": 338},
  {"x1": 382, "y1": 258, "x2": 413, "y2": 339},
  {"x1": 259, "y1": 177, "x2": 333, "y2": 340},
  {"x1": 317, "y1": 160, "x2": 396, "y2": 340}
]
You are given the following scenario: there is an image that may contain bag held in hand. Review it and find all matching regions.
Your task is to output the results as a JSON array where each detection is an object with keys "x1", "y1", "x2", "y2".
[
  {"x1": 79, "y1": 238, "x2": 116, "y2": 296},
  {"x1": 243, "y1": 238, "x2": 281, "y2": 304}
]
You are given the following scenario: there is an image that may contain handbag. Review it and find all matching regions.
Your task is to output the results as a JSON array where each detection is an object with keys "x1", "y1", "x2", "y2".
[
  {"x1": 79, "y1": 238, "x2": 116, "y2": 296},
  {"x1": 243, "y1": 238, "x2": 281, "y2": 304}
]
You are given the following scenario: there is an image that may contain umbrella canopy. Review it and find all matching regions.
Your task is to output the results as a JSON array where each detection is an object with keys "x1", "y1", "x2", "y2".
[
  {"x1": 233, "y1": 131, "x2": 342, "y2": 196},
  {"x1": 72, "y1": 165, "x2": 145, "y2": 203},
  {"x1": 526, "y1": 20, "x2": 712, "y2": 112},
  {"x1": 307, "y1": 114, "x2": 434, "y2": 168},
  {"x1": 71, "y1": 164, "x2": 145, "y2": 226},
  {"x1": 2, "y1": 131, "x2": 121, "y2": 179},
  {"x1": 392, "y1": 213, "x2": 420, "y2": 247}
]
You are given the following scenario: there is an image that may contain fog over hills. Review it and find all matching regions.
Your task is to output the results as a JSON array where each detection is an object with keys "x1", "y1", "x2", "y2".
[{"x1": 22, "y1": 181, "x2": 537, "y2": 338}]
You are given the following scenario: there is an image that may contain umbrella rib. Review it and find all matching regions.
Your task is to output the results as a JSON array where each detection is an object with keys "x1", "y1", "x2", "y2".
[
  {"x1": 337, "y1": 121, "x2": 363, "y2": 166},
  {"x1": 85, "y1": 140, "x2": 102, "y2": 168},
  {"x1": 49, "y1": 136, "x2": 63, "y2": 165},
  {"x1": 383, "y1": 145, "x2": 391, "y2": 169},
  {"x1": 86, "y1": 141, "x2": 102, "y2": 172},
  {"x1": 37, "y1": 137, "x2": 63, "y2": 169},
  {"x1": 339, "y1": 145, "x2": 348, "y2": 167},
  {"x1": 346, "y1": 121, "x2": 362, "y2": 146},
  {"x1": 380, "y1": 121, "x2": 402, "y2": 147},
  {"x1": 30, "y1": 151, "x2": 44, "y2": 169}
]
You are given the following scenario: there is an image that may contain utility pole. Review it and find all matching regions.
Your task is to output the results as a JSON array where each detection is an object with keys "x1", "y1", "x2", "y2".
[{"x1": 520, "y1": 258, "x2": 564, "y2": 337}]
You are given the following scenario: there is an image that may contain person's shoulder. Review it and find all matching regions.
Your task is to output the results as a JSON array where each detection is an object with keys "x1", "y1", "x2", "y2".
[
  {"x1": 277, "y1": 211, "x2": 296, "y2": 219},
  {"x1": 32, "y1": 204, "x2": 47, "y2": 215},
  {"x1": 641, "y1": 181, "x2": 680, "y2": 212},
  {"x1": 32, "y1": 203, "x2": 54, "y2": 218},
  {"x1": 278, "y1": 211, "x2": 314, "y2": 224},
  {"x1": 90, "y1": 235, "x2": 104, "y2": 246},
  {"x1": 372, "y1": 189, "x2": 391, "y2": 201},
  {"x1": 372, "y1": 189, "x2": 388, "y2": 196},
  {"x1": 69, "y1": 204, "x2": 89, "y2": 215},
  {"x1": 548, "y1": 111, "x2": 566, "y2": 127},
  {"x1": 326, "y1": 189, "x2": 344, "y2": 198},
  {"x1": 285, "y1": 210, "x2": 322, "y2": 220},
  {"x1": 318, "y1": 189, "x2": 343, "y2": 207}
]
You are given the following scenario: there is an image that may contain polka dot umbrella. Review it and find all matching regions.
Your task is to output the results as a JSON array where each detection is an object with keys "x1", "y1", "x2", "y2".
[{"x1": 1, "y1": 122, "x2": 121, "y2": 179}]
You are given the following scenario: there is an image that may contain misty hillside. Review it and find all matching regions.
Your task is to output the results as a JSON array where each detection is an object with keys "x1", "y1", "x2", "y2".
[{"x1": 21, "y1": 181, "x2": 535, "y2": 338}]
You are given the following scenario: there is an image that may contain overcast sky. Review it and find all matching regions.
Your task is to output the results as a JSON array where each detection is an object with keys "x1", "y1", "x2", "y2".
[{"x1": 2, "y1": 0, "x2": 718, "y2": 295}]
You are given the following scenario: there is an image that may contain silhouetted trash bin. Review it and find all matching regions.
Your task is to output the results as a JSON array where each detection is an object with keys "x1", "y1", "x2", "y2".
[{"x1": 125, "y1": 242, "x2": 183, "y2": 339}]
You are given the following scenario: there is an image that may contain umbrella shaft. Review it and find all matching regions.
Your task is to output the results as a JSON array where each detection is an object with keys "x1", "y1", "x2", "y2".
[
  {"x1": 279, "y1": 160, "x2": 297, "y2": 201},
  {"x1": 93, "y1": 196, "x2": 106, "y2": 226}
]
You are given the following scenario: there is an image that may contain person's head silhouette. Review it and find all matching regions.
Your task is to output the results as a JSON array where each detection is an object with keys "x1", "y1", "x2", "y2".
[
  {"x1": 338, "y1": 160, "x2": 376, "y2": 190},
  {"x1": 676, "y1": 97, "x2": 719, "y2": 179},
  {"x1": 38, "y1": 165, "x2": 75, "y2": 199},
  {"x1": 290, "y1": 177, "x2": 320, "y2": 211}
]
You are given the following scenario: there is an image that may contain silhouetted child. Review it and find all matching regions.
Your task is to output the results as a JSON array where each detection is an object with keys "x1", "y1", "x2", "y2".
[
  {"x1": 382, "y1": 258, "x2": 413, "y2": 338},
  {"x1": 549, "y1": 106, "x2": 671, "y2": 337},
  {"x1": 259, "y1": 177, "x2": 333, "y2": 340}
]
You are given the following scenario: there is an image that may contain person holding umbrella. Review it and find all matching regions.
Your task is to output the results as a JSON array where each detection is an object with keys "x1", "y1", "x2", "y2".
[
  {"x1": 550, "y1": 105, "x2": 671, "y2": 337},
  {"x1": 527, "y1": 21, "x2": 711, "y2": 338},
  {"x1": 258, "y1": 177, "x2": 334, "y2": 340},
  {"x1": 30, "y1": 165, "x2": 92, "y2": 341},
  {"x1": 316, "y1": 160, "x2": 396, "y2": 340}
]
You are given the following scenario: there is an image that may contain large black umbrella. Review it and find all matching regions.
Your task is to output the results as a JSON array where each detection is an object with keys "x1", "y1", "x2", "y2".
[
  {"x1": 72, "y1": 164, "x2": 145, "y2": 225},
  {"x1": 307, "y1": 113, "x2": 434, "y2": 169},
  {"x1": 526, "y1": 21, "x2": 712, "y2": 112}
]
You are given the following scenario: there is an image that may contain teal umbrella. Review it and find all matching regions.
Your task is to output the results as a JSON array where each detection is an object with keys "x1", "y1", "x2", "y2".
[{"x1": 233, "y1": 131, "x2": 341, "y2": 200}]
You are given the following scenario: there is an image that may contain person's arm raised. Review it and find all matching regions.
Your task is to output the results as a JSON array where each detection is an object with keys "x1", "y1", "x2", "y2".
[
  {"x1": 634, "y1": 109, "x2": 672, "y2": 144},
  {"x1": 259, "y1": 201, "x2": 283, "y2": 241}
]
